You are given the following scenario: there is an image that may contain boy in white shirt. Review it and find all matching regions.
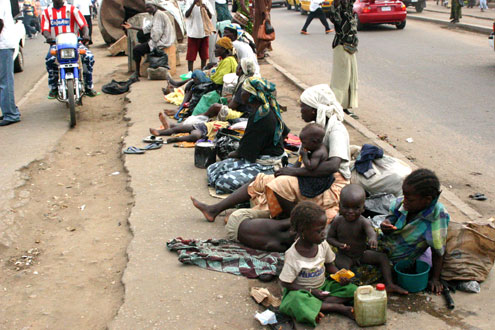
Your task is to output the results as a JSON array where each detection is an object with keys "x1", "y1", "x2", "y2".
[{"x1": 300, "y1": 0, "x2": 333, "y2": 35}]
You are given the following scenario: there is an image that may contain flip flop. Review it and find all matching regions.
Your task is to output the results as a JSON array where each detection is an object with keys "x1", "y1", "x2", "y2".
[
  {"x1": 123, "y1": 146, "x2": 145, "y2": 154},
  {"x1": 139, "y1": 142, "x2": 162, "y2": 151},
  {"x1": 469, "y1": 193, "x2": 487, "y2": 201},
  {"x1": 142, "y1": 135, "x2": 164, "y2": 144}
]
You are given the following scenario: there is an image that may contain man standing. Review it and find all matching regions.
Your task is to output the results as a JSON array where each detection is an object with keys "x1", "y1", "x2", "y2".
[
  {"x1": 328, "y1": 0, "x2": 358, "y2": 119},
  {"x1": 184, "y1": 0, "x2": 213, "y2": 72},
  {"x1": 41, "y1": 0, "x2": 97, "y2": 97},
  {"x1": 23, "y1": 0, "x2": 38, "y2": 39},
  {"x1": 300, "y1": 0, "x2": 333, "y2": 35},
  {"x1": 122, "y1": 0, "x2": 176, "y2": 78},
  {"x1": 73, "y1": 0, "x2": 93, "y2": 44},
  {"x1": 0, "y1": 0, "x2": 21, "y2": 126}
]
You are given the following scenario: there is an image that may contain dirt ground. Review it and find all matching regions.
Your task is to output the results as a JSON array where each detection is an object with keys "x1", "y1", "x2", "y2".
[{"x1": 0, "y1": 32, "x2": 133, "y2": 329}]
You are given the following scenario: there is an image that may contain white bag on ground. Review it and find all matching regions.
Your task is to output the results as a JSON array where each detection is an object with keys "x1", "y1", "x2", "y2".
[{"x1": 350, "y1": 145, "x2": 411, "y2": 197}]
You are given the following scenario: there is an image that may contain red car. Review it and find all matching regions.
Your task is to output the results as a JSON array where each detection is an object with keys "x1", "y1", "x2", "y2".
[{"x1": 353, "y1": 0, "x2": 407, "y2": 30}]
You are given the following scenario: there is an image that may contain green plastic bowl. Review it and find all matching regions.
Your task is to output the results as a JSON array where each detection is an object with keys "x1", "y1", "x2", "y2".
[
  {"x1": 180, "y1": 72, "x2": 192, "y2": 80},
  {"x1": 394, "y1": 260, "x2": 430, "y2": 293}
]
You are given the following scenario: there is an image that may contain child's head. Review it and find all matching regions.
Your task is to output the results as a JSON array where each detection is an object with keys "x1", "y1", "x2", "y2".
[
  {"x1": 339, "y1": 184, "x2": 366, "y2": 222},
  {"x1": 290, "y1": 201, "x2": 327, "y2": 244},
  {"x1": 299, "y1": 123, "x2": 325, "y2": 152},
  {"x1": 402, "y1": 169, "x2": 441, "y2": 213}
]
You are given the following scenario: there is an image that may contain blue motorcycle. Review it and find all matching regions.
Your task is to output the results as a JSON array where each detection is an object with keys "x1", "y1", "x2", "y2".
[{"x1": 49, "y1": 33, "x2": 85, "y2": 127}]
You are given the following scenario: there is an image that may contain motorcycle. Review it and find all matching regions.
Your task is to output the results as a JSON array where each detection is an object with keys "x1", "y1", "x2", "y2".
[{"x1": 48, "y1": 32, "x2": 85, "y2": 127}]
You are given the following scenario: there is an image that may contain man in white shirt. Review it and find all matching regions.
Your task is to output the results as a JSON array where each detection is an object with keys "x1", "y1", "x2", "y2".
[
  {"x1": 184, "y1": 0, "x2": 213, "y2": 71},
  {"x1": 73, "y1": 0, "x2": 93, "y2": 44},
  {"x1": 300, "y1": 0, "x2": 333, "y2": 35},
  {"x1": 0, "y1": 0, "x2": 21, "y2": 126}
]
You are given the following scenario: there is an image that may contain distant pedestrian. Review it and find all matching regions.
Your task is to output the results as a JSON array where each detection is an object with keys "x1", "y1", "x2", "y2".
[
  {"x1": 0, "y1": 0, "x2": 21, "y2": 126},
  {"x1": 22, "y1": 0, "x2": 37, "y2": 38},
  {"x1": 301, "y1": 0, "x2": 333, "y2": 35},
  {"x1": 215, "y1": 0, "x2": 232, "y2": 22},
  {"x1": 253, "y1": 0, "x2": 272, "y2": 59},
  {"x1": 467, "y1": 0, "x2": 474, "y2": 8},
  {"x1": 480, "y1": 0, "x2": 488, "y2": 12},
  {"x1": 328, "y1": 0, "x2": 358, "y2": 119},
  {"x1": 450, "y1": 0, "x2": 462, "y2": 23},
  {"x1": 184, "y1": 0, "x2": 214, "y2": 72},
  {"x1": 74, "y1": 0, "x2": 94, "y2": 44}
]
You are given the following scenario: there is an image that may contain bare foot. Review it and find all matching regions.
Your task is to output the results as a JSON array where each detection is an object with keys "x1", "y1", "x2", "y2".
[
  {"x1": 387, "y1": 284, "x2": 409, "y2": 295},
  {"x1": 340, "y1": 306, "x2": 354, "y2": 320},
  {"x1": 158, "y1": 112, "x2": 169, "y2": 129},
  {"x1": 190, "y1": 196, "x2": 218, "y2": 222},
  {"x1": 149, "y1": 128, "x2": 160, "y2": 136},
  {"x1": 315, "y1": 312, "x2": 325, "y2": 324},
  {"x1": 164, "y1": 109, "x2": 177, "y2": 117}
]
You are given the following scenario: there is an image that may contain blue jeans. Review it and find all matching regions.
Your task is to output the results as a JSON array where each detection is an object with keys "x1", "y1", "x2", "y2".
[
  {"x1": 0, "y1": 49, "x2": 20, "y2": 122},
  {"x1": 45, "y1": 44, "x2": 95, "y2": 90}
]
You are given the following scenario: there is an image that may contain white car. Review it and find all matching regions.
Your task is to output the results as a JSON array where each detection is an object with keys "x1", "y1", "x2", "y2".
[{"x1": 13, "y1": 16, "x2": 26, "y2": 73}]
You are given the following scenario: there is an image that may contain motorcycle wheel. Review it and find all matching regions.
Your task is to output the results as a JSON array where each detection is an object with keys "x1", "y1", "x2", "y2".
[{"x1": 67, "y1": 79, "x2": 76, "y2": 128}]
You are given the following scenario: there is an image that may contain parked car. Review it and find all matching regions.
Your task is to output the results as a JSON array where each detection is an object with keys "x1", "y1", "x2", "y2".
[
  {"x1": 489, "y1": 21, "x2": 494, "y2": 52},
  {"x1": 401, "y1": 0, "x2": 425, "y2": 13},
  {"x1": 286, "y1": 0, "x2": 301, "y2": 11},
  {"x1": 300, "y1": 0, "x2": 334, "y2": 16},
  {"x1": 353, "y1": 0, "x2": 407, "y2": 30},
  {"x1": 13, "y1": 16, "x2": 26, "y2": 73},
  {"x1": 272, "y1": 0, "x2": 286, "y2": 6}
]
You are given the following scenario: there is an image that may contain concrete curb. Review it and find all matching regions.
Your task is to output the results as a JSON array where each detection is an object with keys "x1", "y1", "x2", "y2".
[
  {"x1": 266, "y1": 57, "x2": 483, "y2": 221},
  {"x1": 407, "y1": 14, "x2": 492, "y2": 34},
  {"x1": 424, "y1": 8, "x2": 495, "y2": 21}
]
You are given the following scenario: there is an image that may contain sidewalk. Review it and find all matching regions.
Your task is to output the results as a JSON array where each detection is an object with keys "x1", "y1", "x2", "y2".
[
  {"x1": 110, "y1": 50, "x2": 493, "y2": 328},
  {"x1": 407, "y1": 0, "x2": 494, "y2": 33}
]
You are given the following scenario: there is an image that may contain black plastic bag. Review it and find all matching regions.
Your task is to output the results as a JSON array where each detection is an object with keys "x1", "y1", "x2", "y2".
[
  {"x1": 265, "y1": 21, "x2": 275, "y2": 35},
  {"x1": 214, "y1": 128, "x2": 242, "y2": 160},
  {"x1": 148, "y1": 49, "x2": 169, "y2": 69}
]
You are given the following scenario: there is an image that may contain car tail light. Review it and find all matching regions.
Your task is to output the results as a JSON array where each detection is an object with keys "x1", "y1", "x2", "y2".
[
  {"x1": 401, "y1": 3, "x2": 406, "y2": 10},
  {"x1": 493, "y1": 22, "x2": 495, "y2": 33},
  {"x1": 363, "y1": 6, "x2": 371, "y2": 12}
]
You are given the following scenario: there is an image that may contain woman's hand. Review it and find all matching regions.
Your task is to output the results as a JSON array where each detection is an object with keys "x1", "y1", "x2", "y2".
[
  {"x1": 311, "y1": 289, "x2": 330, "y2": 300},
  {"x1": 274, "y1": 167, "x2": 297, "y2": 177},
  {"x1": 428, "y1": 278, "x2": 444, "y2": 295},
  {"x1": 380, "y1": 220, "x2": 397, "y2": 234},
  {"x1": 339, "y1": 277, "x2": 351, "y2": 286},
  {"x1": 340, "y1": 243, "x2": 351, "y2": 250}
]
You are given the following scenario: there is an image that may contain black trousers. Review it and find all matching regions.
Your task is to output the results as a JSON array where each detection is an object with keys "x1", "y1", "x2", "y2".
[
  {"x1": 301, "y1": 8, "x2": 330, "y2": 32},
  {"x1": 84, "y1": 15, "x2": 92, "y2": 41},
  {"x1": 133, "y1": 42, "x2": 151, "y2": 62}
]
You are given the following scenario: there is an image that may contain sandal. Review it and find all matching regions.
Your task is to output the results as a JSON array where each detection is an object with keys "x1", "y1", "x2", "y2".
[
  {"x1": 123, "y1": 146, "x2": 145, "y2": 154},
  {"x1": 469, "y1": 193, "x2": 487, "y2": 201},
  {"x1": 143, "y1": 135, "x2": 164, "y2": 144},
  {"x1": 139, "y1": 142, "x2": 162, "y2": 151}
]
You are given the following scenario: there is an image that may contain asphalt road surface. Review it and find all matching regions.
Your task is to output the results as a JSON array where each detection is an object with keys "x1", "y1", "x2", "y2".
[
  {"x1": 269, "y1": 7, "x2": 495, "y2": 215},
  {"x1": 14, "y1": 35, "x2": 48, "y2": 100}
]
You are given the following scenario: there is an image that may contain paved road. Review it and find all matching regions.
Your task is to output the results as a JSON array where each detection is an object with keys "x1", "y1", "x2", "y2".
[
  {"x1": 269, "y1": 7, "x2": 495, "y2": 214},
  {"x1": 14, "y1": 36, "x2": 48, "y2": 101}
]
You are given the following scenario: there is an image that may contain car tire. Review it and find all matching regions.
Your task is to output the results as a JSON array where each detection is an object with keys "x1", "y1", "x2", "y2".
[
  {"x1": 286, "y1": 0, "x2": 292, "y2": 9},
  {"x1": 396, "y1": 20, "x2": 406, "y2": 29},
  {"x1": 14, "y1": 47, "x2": 24, "y2": 73},
  {"x1": 415, "y1": 3, "x2": 424, "y2": 12},
  {"x1": 301, "y1": 9, "x2": 307, "y2": 15},
  {"x1": 355, "y1": 14, "x2": 364, "y2": 31}
]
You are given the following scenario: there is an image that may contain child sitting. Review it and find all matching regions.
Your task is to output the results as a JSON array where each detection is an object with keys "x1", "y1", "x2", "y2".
[
  {"x1": 327, "y1": 184, "x2": 408, "y2": 295},
  {"x1": 279, "y1": 201, "x2": 357, "y2": 327},
  {"x1": 380, "y1": 169, "x2": 450, "y2": 294},
  {"x1": 295, "y1": 124, "x2": 335, "y2": 201}
]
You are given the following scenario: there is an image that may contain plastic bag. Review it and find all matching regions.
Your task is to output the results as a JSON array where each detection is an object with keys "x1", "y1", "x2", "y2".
[
  {"x1": 365, "y1": 193, "x2": 396, "y2": 216},
  {"x1": 148, "y1": 49, "x2": 169, "y2": 69},
  {"x1": 214, "y1": 128, "x2": 242, "y2": 160},
  {"x1": 456, "y1": 280, "x2": 480, "y2": 293},
  {"x1": 192, "y1": 90, "x2": 221, "y2": 116}
]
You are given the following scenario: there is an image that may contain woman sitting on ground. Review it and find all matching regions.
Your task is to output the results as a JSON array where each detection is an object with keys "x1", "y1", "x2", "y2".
[
  {"x1": 204, "y1": 76, "x2": 289, "y2": 195},
  {"x1": 379, "y1": 168, "x2": 450, "y2": 294},
  {"x1": 191, "y1": 84, "x2": 351, "y2": 223}
]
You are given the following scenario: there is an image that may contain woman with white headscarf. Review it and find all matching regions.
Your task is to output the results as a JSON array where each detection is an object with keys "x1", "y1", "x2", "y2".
[{"x1": 191, "y1": 84, "x2": 351, "y2": 226}]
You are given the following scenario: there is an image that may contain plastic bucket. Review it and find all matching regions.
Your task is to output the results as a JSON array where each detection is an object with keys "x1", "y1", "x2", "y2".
[
  {"x1": 194, "y1": 142, "x2": 216, "y2": 169},
  {"x1": 394, "y1": 260, "x2": 430, "y2": 293}
]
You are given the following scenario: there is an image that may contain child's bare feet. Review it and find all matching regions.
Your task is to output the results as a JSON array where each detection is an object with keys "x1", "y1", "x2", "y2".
[
  {"x1": 386, "y1": 284, "x2": 409, "y2": 295},
  {"x1": 190, "y1": 196, "x2": 218, "y2": 222},
  {"x1": 158, "y1": 112, "x2": 169, "y2": 129},
  {"x1": 315, "y1": 312, "x2": 325, "y2": 324},
  {"x1": 149, "y1": 128, "x2": 160, "y2": 136},
  {"x1": 339, "y1": 306, "x2": 354, "y2": 320}
]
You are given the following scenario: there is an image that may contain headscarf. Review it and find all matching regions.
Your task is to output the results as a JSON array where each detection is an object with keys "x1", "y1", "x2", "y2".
[
  {"x1": 240, "y1": 57, "x2": 256, "y2": 77},
  {"x1": 242, "y1": 77, "x2": 284, "y2": 146},
  {"x1": 300, "y1": 84, "x2": 344, "y2": 140},
  {"x1": 216, "y1": 37, "x2": 234, "y2": 51},
  {"x1": 144, "y1": 0, "x2": 164, "y2": 10},
  {"x1": 191, "y1": 70, "x2": 210, "y2": 83}
]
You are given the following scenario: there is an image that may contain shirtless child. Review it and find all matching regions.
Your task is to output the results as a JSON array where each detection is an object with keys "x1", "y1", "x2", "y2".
[
  {"x1": 296, "y1": 123, "x2": 328, "y2": 170},
  {"x1": 327, "y1": 184, "x2": 408, "y2": 295}
]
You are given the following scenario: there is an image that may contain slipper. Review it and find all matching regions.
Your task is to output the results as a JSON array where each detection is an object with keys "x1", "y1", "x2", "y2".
[
  {"x1": 139, "y1": 142, "x2": 162, "y2": 151},
  {"x1": 143, "y1": 135, "x2": 164, "y2": 144},
  {"x1": 123, "y1": 146, "x2": 145, "y2": 154},
  {"x1": 469, "y1": 193, "x2": 487, "y2": 201}
]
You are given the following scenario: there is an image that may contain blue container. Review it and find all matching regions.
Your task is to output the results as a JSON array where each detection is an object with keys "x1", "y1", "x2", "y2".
[{"x1": 394, "y1": 260, "x2": 430, "y2": 293}]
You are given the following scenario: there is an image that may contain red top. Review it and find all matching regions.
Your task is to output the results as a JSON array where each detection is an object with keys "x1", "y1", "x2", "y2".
[
  {"x1": 41, "y1": 5, "x2": 87, "y2": 38},
  {"x1": 376, "y1": 283, "x2": 386, "y2": 291}
]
